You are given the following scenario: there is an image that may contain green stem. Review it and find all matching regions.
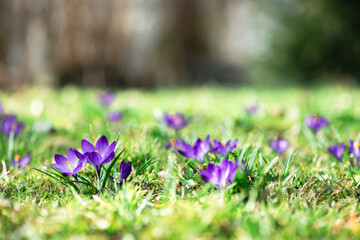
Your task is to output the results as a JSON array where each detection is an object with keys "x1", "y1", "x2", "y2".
[{"x1": 7, "y1": 131, "x2": 14, "y2": 164}]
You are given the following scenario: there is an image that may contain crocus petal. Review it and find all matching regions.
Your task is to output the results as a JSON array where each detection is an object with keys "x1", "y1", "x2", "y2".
[
  {"x1": 101, "y1": 151, "x2": 115, "y2": 165},
  {"x1": 200, "y1": 169, "x2": 216, "y2": 183},
  {"x1": 72, "y1": 161, "x2": 85, "y2": 175},
  {"x1": 230, "y1": 140, "x2": 238, "y2": 152},
  {"x1": 204, "y1": 135, "x2": 211, "y2": 147},
  {"x1": 78, "y1": 152, "x2": 88, "y2": 165},
  {"x1": 61, "y1": 172, "x2": 73, "y2": 177},
  {"x1": 81, "y1": 139, "x2": 95, "y2": 153},
  {"x1": 103, "y1": 141, "x2": 116, "y2": 159},
  {"x1": 177, "y1": 140, "x2": 194, "y2": 153},
  {"x1": 214, "y1": 166, "x2": 225, "y2": 188},
  {"x1": 74, "y1": 148, "x2": 84, "y2": 158},
  {"x1": 54, "y1": 154, "x2": 67, "y2": 165},
  {"x1": 88, "y1": 152, "x2": 103, "y2": 169},
  {"x1": 178, "y1": 150, "x2": 194, "y2": 158},
  {"x1": 51, "y1": 163, "x2": 72, "y2": 175},
  {"x1": 96, "y1": 135, "x2": 109, "y2": 156},
  {"x1": 66, "y1": 148, "x2": 78, "y2": 169}
]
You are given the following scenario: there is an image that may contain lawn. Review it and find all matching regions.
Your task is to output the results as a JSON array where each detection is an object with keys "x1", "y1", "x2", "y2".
[{"x1": 1, "y1": 85, "x2": 360, "y2": 239}]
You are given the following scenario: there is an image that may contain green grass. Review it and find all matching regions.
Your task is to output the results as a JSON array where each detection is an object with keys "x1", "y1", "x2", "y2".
[{"x1": 1, "y1": 85, "x2": 360, "y2": 239}]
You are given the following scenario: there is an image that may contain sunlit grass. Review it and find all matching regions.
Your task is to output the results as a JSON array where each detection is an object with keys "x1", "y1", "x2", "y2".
[{"x1": 1, "y1": 85, "x2": 360, "y2": 239}]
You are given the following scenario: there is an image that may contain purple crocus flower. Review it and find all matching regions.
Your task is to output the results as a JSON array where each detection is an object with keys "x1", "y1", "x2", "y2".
[
  {"x1": 177, "y1": 136, "x2": 211, "y2": 163},
  {"x1": 245, "y1": 104, "x2": 259, "y2": 116},
  {"x1": 305, "y1": 115, "x2": 328, "y2": 133},
  {"x1": 99, "y1": 92, "x2": 116, "y2": 107},
  {"x1": 269, "y1": 138, "x2": 289, "y2": 154},
  {"x1": 199, "y1": 159, "x2": 239, "y2": 188},
  {"x1": 349, "y1": 141, "x2": 360, "y2": 166},
  {"x1": 51, "y1": 148, "x2": 86, "y2": 179},
  {"x1": 1, "y1": 115, "x2": 24, "y2": 137},
  {"x1": 10, "y1": 154, "x2": 30, "y2": 169},
  {"x1": 163, "y1": 113, "x2": 189, "y2": 131},
  {"x1": 107, "y1": 111, "x2": 123, "y2": 122},
  {"x1": 210, "y1": 139, "x2": 238, "y2": 157},
  {"x1": 119, "y1": 159, "x2": 132, "y2": 187},
  {"x1": 75, "y1": 135, "x2": 115, "y2": 178},
  {"x1": 328, "y1": 143, "x2": 346, "y2": 162}
]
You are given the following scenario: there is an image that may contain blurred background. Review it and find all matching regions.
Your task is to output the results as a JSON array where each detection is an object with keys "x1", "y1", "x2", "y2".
[{"x1": 0, "y1": 0, "x2": 359, "y2": 89}]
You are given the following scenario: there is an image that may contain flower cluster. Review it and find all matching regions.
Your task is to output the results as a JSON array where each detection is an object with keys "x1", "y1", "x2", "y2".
[
  {"x1": 175, "y1": 136, "x2": 238, "y2": 163},
  {"x1": 0, "y1": 103, "x2": 28, "y2": 169},
  {"x1": 5, "y1": 92, "x2": 350, "y2": 194},
  {"x1": 168, "y1": 135, "x2": 239, "y2": 188},
  {"x1": 328, "y1": 140, "x2": 360, "y2": 166},
  {"x1": 51, "y1": 135, "x2": 131, "y2": 190},
  {"x1": 327, "y1": 141, "x2": 360, "y2": 166}
]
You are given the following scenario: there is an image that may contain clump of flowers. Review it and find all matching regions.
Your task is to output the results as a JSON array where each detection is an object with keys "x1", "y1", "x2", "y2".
[
  {"x1": 176, "y1": 136, "x2": 238, "y2": 163},
  {"x1": 99, "y1": 92, "x2": 116, "y2": 107},
  {"x1": 305, "y1": 115, "x2": 328, "y2": 133},
  {"x1": 199, "y1": 159, "x2": 239, "y2": 188},
  {"x1": 37, "y1": 135, "x2": 129, "y2": 193},
  {"x1": 163, "y1": 113, "x2": 190, "y2": 131},
  {"x1": 75, "y1": 135, "x2": 116, "y2": 186},
  {"x1": 174, "y1": 135, "x2": 242, "y2": 189},
  {"x1": 328, "y1": 143, "x2": 346, "y2": 162},
  {"x1": 0, "y1": 113, "x2": 25, "y2": 166},
  {"x1": 11, "y1": 154, "x2": 30, "y2": 169},
  {"x1": 269, "y1": 137, "x2": 289, "y2": 154}
]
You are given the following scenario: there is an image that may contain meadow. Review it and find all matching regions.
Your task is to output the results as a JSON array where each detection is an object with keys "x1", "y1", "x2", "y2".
[{"x1": 1, "y1": 85, "x2": 360, "y2": 239}]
